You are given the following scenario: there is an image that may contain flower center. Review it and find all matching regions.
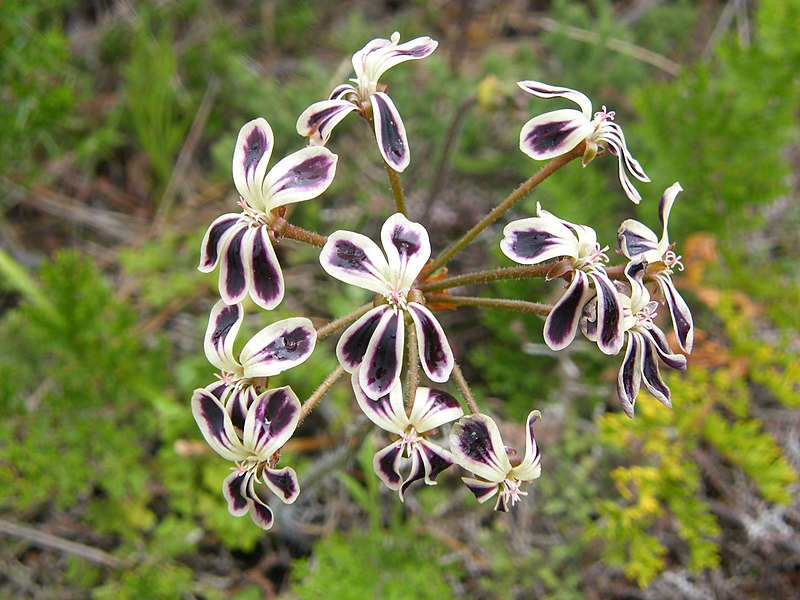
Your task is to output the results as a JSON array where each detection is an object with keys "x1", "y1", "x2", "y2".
[
  {"x1": 399, "y1": 427, "x2": 421, "y2": 457},
  {"x1": 385, "y1": 288, "x2": 410, "y2": 312},
  {"x1": 238, "y1": 199, "x2": 270, "y2": 227},
  {"x1": 576, "y1": 242, "x2": 610, "y2": 270},
  {"x1": 635, "y1": 302, "x2": 658, "y2": 329},
  {"x1": 500, "y1": 478, "x2": 528, "y2": 507},
  {"x1": 593, "y1": 105, "x2": 616, "y2": 123}
]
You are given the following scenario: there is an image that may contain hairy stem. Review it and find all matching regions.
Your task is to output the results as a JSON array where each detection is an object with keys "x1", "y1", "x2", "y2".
[
  {"x1": 431, "y1": 294, "x2": 551, "y2": 316},
  {"x1": 420, "y1": 261, "x2": 568, "y2": 292},
  {"x1": 427, "y1": 143, "x2": 585, "y2": 275},
  {"x1": 451, "y1": 363, "x2": 479, "y2": 414},
  {"x1": 299, "y1": 364, "x2": 346, "y2": 424},
  {"x1": 316, "y1": 303, "x2": 374, "y2": 340},
  {"x1": 384, "y1": 162, "x2": 408, "y2": 216},
  {"x1": 276, "y1": 220, "x2": 328, "y2": 248},
  {"x1": 405, "y1": 321, "x2": 420, "y2": 409}
]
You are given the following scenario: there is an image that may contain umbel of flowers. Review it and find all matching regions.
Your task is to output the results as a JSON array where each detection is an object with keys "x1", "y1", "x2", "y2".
[{"x1": 191, "y1": 31, "x2": 694, "y2": 530}]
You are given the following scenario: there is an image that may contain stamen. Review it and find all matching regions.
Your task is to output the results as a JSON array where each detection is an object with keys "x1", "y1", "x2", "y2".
[
  {"x1": 500, "y1": 478, "x2": 528, "y2": 507},
  {"x1": 664, "y1": 250, "x2": 684, "y2": 272},
  {"x1": 593, "y1": 105, "x2": 616, "y2": 122}
]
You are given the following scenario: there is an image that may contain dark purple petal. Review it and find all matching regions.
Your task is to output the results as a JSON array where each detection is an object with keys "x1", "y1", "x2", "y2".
[
  {"x1": 240, "y1": 318, "x2": 316, "y2": 378},
  {"x1": 245, "y1": 477, "x2": 275, "y2": 530},
  {"x1": 243, "y1": 386, "x2": 300, "y2": 458},
  {"x1": 462, "y1": 476, "x2": 500, "y2": 505},
  {"x1": 242, "y1": 226, "x2": 284, "y2": 310},
  {"x1": 227, "y1": 386, "x2": 256, "y2": 432},
  {"x1": 409, "y1": 441, "x2": 454, "y2": 489},
  {"x1": 336, "y1": 306, "x2": 389, "y2": 372},
  {"x1": 380, "y1": 213, "x2": 431, "y2": 289},
  {"x1": 512, "y1": 411, "x2": 542, "y2": 481},
  {"x1": 640, "y1": 336, "x2": 672, "y2": 408},
  {"x1": 373, "y1": 444, "x2": 403, "y2": 490},
  {"x1": 616, "y1": 222, "x2": 659, "y2": 260},
  {"x1": 295, "y1": 99, "x2": 358, "y2": 144},
  {"x1": 656, "y1": 276, "x2": 694, "y2": 354},
  {"x1": 359, "y1": 309, "x2": 404, "y2": 400},
  {"x1": 409, "y1": 388, "x2": 463, "y2": 433},
  {"x1": 199, "y1": 213, "x2": 241, "y2": 272},
  {"x1": 263, "y1": 466, "x2": 300, "y2": 504},
  {"x1": 544, "y1": 271, "x2": 593, "y2": 351},
  {"x1": 329, "y1": 84, "x2": 357, "y2": 100},
  {"x1": 232, "y1": 118, "x2": 274, "y2": 205},
  {"x1": 222, "y1": 470, "x2": 251, "y2": 516},
  {"x1": 590, "y1": 271, "x2": 625, "y2": 355},
  {"x1": 352, "y1": 375, "x2": 407, "y2": 435},
  {"x1": 500, "y1": 216, "x2": 577, "y2": 265},
  {"x1": 191, "y1": 388, "x2": 245, "y2": 461},
  {"x1": 516, "y1": 81, "x2": 593, "y2": 117},
  {"x1": 263, "y1": 147, "x2": 338, "y2": 209},
  {"x1": 203, "y1": 300, "x2": 243, "y2": 372},
  {"x1": 642, "y1": 326, "x2": 687, "y2": 371},
  {"x1": 449, "y1": 414, "x2": 510, "y2": 482},
  {"x1": 320, "y1": 231, "x2": 390, "y2": 294},
  {"x1": 219, "y1": 225, "x2": 249, "y2": 305},
  {"x1": 371, "y1": 92, "x2": 410, "y2": 172},
  {"x1": 617, "y1": 333, "x2": 644, "y2": 417},
  {"x1": 407, "y1": 303, "x2": 454, "y2": 384},
  {"x1": 520, "y1": 110, "x2": 591, "y2": 158}
]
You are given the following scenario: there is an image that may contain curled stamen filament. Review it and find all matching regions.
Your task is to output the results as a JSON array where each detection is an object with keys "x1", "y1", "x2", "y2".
[
  {"x1": 664, "y1": 250, "x2": 684, "y2": 271},
  {"x1": 501, "y1": 478, "x2": 528, "y2": 506},
  {"x1": 593, "y1": 105, "x2": 616, "y2": 122}
]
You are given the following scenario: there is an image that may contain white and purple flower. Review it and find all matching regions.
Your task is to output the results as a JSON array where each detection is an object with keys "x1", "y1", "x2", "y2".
[
  {"x1": 449, "y1": 411, "x2": 542, "y2": 512},
  {"x1": 203, "y1": 300, "x2": 317, "y2": 391},
  {"x1": 199, "y1": 118, "x2": 338, "y2": 309},
  {"x1": 517, "y1": 81, "x2": 649, "y2": 203},
  {"x1": 617, "y1": 183, "x2": 694, "y2": 353},
  {"x1": 296, "y1": 32, "x2": 438, "y2": 172},
  {"x1": 611, "y1": 260, "x2": 687, "y2": 417},
  {"x1": 353, "y1": 376, "x2": 463, "y2": 499},
  {"x1": 501, "y1": 203, "x2": 625, "y2": 355},
  {"x1": 191, "y1": 384, "x2": 302, "y2": 530},
  {"x1": 320, "y1": 213, "x2": 454, "y2": 400}
]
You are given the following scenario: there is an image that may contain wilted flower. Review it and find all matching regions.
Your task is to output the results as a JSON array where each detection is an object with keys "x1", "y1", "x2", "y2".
[
  {"x1": 199, "y1": 118, "x2": 338, "y2": 309},
  {"x1": 296, "y1": 32, "x2": 438, "y2": 172},
  {"x1": 353, "y1": 376, "x2": 463, "y2": 499},
  {"x1": 203, "y1": 300, "x2": 316, "y2": 390},
  {"x1": 320, "y1": 213, "x2": 454, "y2": 400},
  {"x1": 501, "y1": 203, "x2": 624, "y2": 355},
  {"x1": 617, "y1": 182, "x2": 694, "y2": 353},
  {"x1": 449, "y1": 411, "x2": 542, "y2": 512},
  {"x1": 517, "y1": 81, "x2": 649, "y2": 203},
  {"x1": 613, "y1": 260, "x2": 687, "y2": 417},
  {"x1": 191, "y1": 384, "x2": 302, "y2": 530}
]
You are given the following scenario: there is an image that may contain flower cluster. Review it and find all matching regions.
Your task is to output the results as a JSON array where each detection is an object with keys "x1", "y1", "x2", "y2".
[{"x1": 191, "y1": 31, "x2": 695, "y2": 531}]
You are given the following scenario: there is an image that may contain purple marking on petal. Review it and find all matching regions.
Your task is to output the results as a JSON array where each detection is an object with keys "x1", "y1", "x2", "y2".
[
  {"x1": 388, "y1": 222, "x2": 423, "y2": 261},
  {"x1": 641, "y1": 337, "x2": 672, "y2": 407},
  {"x1": 242, "y1": 127, "x2": 269, "y2": 181},
  {"x1": 337, "y1": 306, "x2": 388, "y2": 371},
  {"x1": 222, "y1": 471, "x2": 250, "y2": 516},
  {"x1": 246, "y1": 479, "x2": 275, "y2": 530},
  {"x1": 618, "y1": 229, "x2": 657, "y2": 258},
  {"x1": 408, "y1": 304, "x2": 453, "y2": 383},
  {"x1": 642, "y1": 327, "x2": 686, "y2": 371},
  {"x1": 247, "y1": 388, "x2": 300, "y2": 456},
  {"x1": 250, "y1": 326, "x2": 314, "y2": 364},
  {"x1": 453, "y1": 419, "x2": 499, "y2": 470},
  {"x1": 191, "y1": 388, "x2": 243, "y2": 461},
  {"x1": 249, "y1": 227, "x2": 284, "y2": 309},
  {"x1": 271, "y1": 154, "x2": 335, "y2": 196},
  {"x1": 263, "y1": 466, "x2": 300, "y2": 503},
  {"x1": 525, "y1": 120, "x2": 583, "y2": 155},
  {"x1": 617, "y1": 334, "x2": 642, "y2": 417},
  {"x1": 591, "y1": 272, "x2": 624, "y2": 355},
  {"x1": 374, "y1": 444, "x2": 403, "y2": 490},
  {"x1": 361, "y1": 310, "x2": 403, "y2": 398},
  {"x1": 227, "y1": 387, "x2": 251, "y2": 431},
  {"x1": 222, "y1": 227, "x2": 248, "y2": 302},
  {"x1": 658, "y1": 277, "x2": 694, "y2": 354},
  {"x1": 418, "y1": 441, "x2": 453, "y2": 483},
  {"x1": 208, "y1": 303, "x2": 241, "y2": 359},
  {"x1": 462, "y1": 477, "x2": 500, "y2": 504},
  {"x1": 371, "y1": 92, "x2": 409, "y2": 171},
  {"x1": 544, "y1": 272, "x2": 591, "y2": 351},
  {"x1": 199, "y1": 214, "x2": 240, "y2": 272},
  {"x1": 506, "y1": 229, "x2": 560, "y2": 261},
  {"x1": 330, "y1": 239, "x2": 373, "y2": 273}
]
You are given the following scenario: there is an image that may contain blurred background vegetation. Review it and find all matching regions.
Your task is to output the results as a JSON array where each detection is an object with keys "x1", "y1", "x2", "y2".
[{"x1": 1, "y1": 0, "x2": 798, "y2": 598}]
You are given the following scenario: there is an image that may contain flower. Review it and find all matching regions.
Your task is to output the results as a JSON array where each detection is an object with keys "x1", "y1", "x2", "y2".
[
  {"x1": 199, "y1": 118, "x2": 338, "y2": 309},
  {"x1": 352, "y1": 375, "x2": 463, "y2": 498},
  {"x1": 203, "y1": 300, "x2": 317, "y2": 390},
  {"x1": 617, "y1": 182, "x2": 694, "y2": 353},
  {"x1": 320, "y1": 213, "x2": 454, "y2": 399},
  {"x1": 517, "y1": 81, "x2": 650, "y2": 203},
  {"x1": 501, "y1": 203, "x2": 624, "y2": 355},
  {"x1": 191, "y1": 384, "x2": 302, "y2": 529},
  {"x1": 449, "y1": 411, "x2": 542, "y2": 512},
  {"x1": 296, "y1": 32, "x2": 438, "y2": 172},
  {"x1": 612, "y1": 260, "x2": 687, "y2": 417}
]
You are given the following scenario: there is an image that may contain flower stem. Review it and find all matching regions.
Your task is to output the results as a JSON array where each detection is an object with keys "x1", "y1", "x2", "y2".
[
  {"x1": 384, "y1": 162, "x2": 407, "y2": 216},
  {"x1": 420, "y1": 261, "x2": 568, "y2": 292},
  {"x1": 426, "y1": 143, "x2": 585, "y2": 275},
  {"x1": 451, "y1": 363, "x2": 479, "y2": 414},
  {"x1": 276, "y1": 220, "x2": 328, "y2": 248},
  {"x1": 299, "y1": 364, "x2": 346, "y2": 424},
  {"x1": 316, "y1": 302, "x2": 374, "y2": 340},
  {"x1": 405, "y1": 321, "x2": 420, "y2": 409},
  {"x1": 431, "y1": 294, "x2": 551, "y2": 316}
]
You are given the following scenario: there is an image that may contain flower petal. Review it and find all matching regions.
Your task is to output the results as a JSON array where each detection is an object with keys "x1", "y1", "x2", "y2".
[
  {"x1": 242, "y1": 386, "x2": 301, "y2": 458},
  {"x1": 656, "y1": 275, "x2": 694, "y2": 354},
  {"x1": 640, "y1": 336, "x2": 672, "y2": 408},
  {"x1": 320, "y1": 230, "x2": 391, "y2": 294},
  {"x1": 295, "y1": 99, "x2": 358, "y2": 145},
  {"x1": 449, "y1": 413, "x2": 511, "y2": 483},
  {"x1": 191, "y1": 387, "x2": 246, "y2": 461},
  {"x1": 373, "y1": 443, "x2": 403, "y2": 490},
  {"x1": 239, "y1": 318, "x2": 317, "y2": 379},
  {"x1": 544, "y1": 271, "x2": 593, "y2": 351},
  {"x1": 218, "y1": 223, "x2": 249, "y2": 305},
  {"x1": 245, "y1": 477, "x2": 275, "y2": 530},
  {"x1": 263, "y1": 465, "x2": 300, "y2": 504},
  {"x1": 199, "y1": 213, "x2": 242, "y2": 273},
  {"x1": 408, "y1": 388, "x2": 463, "y2": 434},
  {"x1": 408, "y1": 303, "x2": 454, "y2": 383},
  {"x1": 242, "y1": 225, "x2": 284, "y2": 310},
  {"x1": 359, "y1": 308, "x2": 404, "y2": 400},
  {"x1": 517, "y1": 80, "x2": 594, "y2": 119},
  {"x1": 360, "y1": 34, "x2": 438, "y2": 83},
  {"x1": 617, "y1": 219, "x2": 659, "y2": 261},
  {"x1": 336, "y1": 305, "x2": 389, "y2": 372},
  {"x1": 641, "y1": 327, "x2": 687, "y2": 371},
  {"x1": 352, "y1": 374, "x2": 408, "y2": 434},
  {"x1": 399, "y1": 441, "x2": 453, "y2": 499},
  {"x1": 222, "y1": 470, "x2": 251, "y2": 517},
  {"x1": 262, "y1": 146, "x2": 338, "y2": 210},
  {"x1": 598, "y1": 124, "x2": 649, "y2": 204},
  {"x1": 227, "y1": 385, "x2": 256, "y2": 432},
  {"x1": 658, "y1": 183, "x2": 682, "y2": 249},
  {"x1": 511, "y1": 411, "x2": 543, "y2": 482},
  {"x1": 461, "y1": 476, "x2": 500, "y2": 504},
  {"x1": 617, "y1": 332, "x2": 644, "y2": 417},
  {"x1": 329, "y1": 84, "x2": 358, "y2": 100},
  {"x1": 371, "y1": 92, "x2": 410, "y2": 172},
  {"x1": 501, "y1": 214, "x2": 579, "y2": 264},
  {"x1": 203, "y1": 300, "x2": 243, "y2": 372},
  {"x1": 589, "y1": 271, "x2": 625, "y2": 355},
  {"x1": 232, "y1": 118, "x2": 274, "y2": 210},
  {"x1": 380, "y1": 213, "x2": 431, "y2": 289},
  {"x1": 519, "y1": 109, "x2": 593, "y2": 161}
]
